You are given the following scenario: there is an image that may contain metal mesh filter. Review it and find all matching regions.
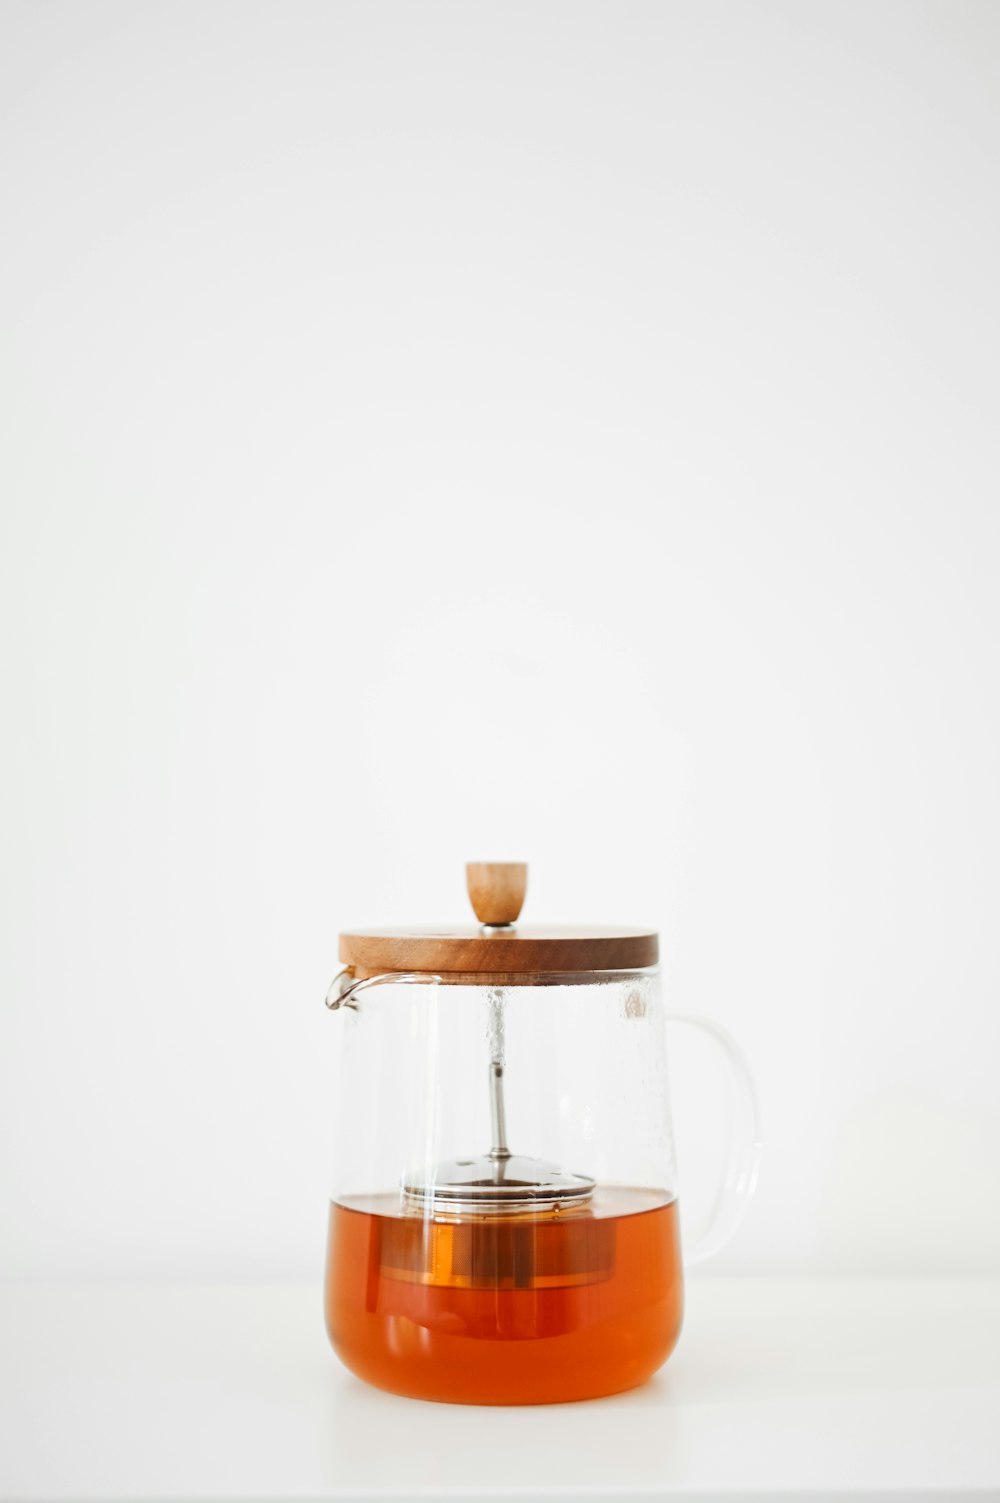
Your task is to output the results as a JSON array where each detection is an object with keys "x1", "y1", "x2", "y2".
[{"x1": 403, "y1": 1154, "x2": 595, "y2": 1214}]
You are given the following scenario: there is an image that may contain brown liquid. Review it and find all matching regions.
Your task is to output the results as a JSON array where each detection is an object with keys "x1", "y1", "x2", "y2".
[{"x1": 325, "y1": 1187, "x2": 683, "y2": 1404}]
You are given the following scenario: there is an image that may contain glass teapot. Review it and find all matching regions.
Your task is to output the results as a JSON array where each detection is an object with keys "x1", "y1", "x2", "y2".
[{"x1": 323, "y1": 862, "x2": 761, "y2": 1405}]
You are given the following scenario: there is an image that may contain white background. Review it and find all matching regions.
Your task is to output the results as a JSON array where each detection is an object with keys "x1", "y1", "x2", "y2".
[{"x1": 1, "y1": 0, "x2": 998, "y2": 1282}]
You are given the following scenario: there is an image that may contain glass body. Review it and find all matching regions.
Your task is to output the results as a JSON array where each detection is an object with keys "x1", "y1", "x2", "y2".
[{"x1": 324, "y1": 970, "x2": 688, "y2": 1404}]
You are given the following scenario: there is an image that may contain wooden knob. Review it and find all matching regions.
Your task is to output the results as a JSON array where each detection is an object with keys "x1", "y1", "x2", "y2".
[{"x1": 466, "y1": 863, "x2": 528, "y2": 926}]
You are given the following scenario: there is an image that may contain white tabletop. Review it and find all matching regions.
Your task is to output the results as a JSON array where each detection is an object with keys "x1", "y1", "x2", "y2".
[{"x1": 1, "y1": 1277, "x2": 998, "y2": 1501}]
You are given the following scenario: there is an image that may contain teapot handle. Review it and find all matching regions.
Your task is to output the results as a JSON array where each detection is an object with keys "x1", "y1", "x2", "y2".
[{"x1": 665, "y1": 1011, "x2": 763, "y2": 1265}]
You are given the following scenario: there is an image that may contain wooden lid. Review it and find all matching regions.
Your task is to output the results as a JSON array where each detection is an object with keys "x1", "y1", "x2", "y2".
[{"x1": 338, "y1": 863, "x2": 659, "y2": 977}]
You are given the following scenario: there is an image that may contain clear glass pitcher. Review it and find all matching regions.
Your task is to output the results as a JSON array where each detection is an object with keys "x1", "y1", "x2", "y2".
[{"x1": 323, "y1": 862, "x2": 761, "y2": 1405}]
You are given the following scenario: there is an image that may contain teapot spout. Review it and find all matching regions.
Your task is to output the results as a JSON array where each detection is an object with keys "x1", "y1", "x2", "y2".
[{"x1": 324, "y1": 968, "x2": 440, "y2": 1011}]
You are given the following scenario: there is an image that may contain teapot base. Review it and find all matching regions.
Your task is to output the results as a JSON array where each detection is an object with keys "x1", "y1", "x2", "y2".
[{"x1": 324, "y1": 1188, "x2": 683, "y2": 1405}]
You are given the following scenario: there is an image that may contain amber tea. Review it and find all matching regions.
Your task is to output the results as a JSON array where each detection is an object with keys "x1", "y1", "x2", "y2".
[{"x1": 325, "y1": 1185, "x2": 683, "y2": 1405}]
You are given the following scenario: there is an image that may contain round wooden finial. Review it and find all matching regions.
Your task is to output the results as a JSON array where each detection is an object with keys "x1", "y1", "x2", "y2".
[{"x1": 466, "y1": 862, "x2": 527, "y2": 926}]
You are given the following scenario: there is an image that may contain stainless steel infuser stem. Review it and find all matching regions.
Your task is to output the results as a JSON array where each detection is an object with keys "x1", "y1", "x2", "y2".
[
  {"x1": 487, "y1": 987, "x2": 511, "y2": 1180},
  {"x1": 489, "y1": 1060, "x2": 511, "y2": 1163}
]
